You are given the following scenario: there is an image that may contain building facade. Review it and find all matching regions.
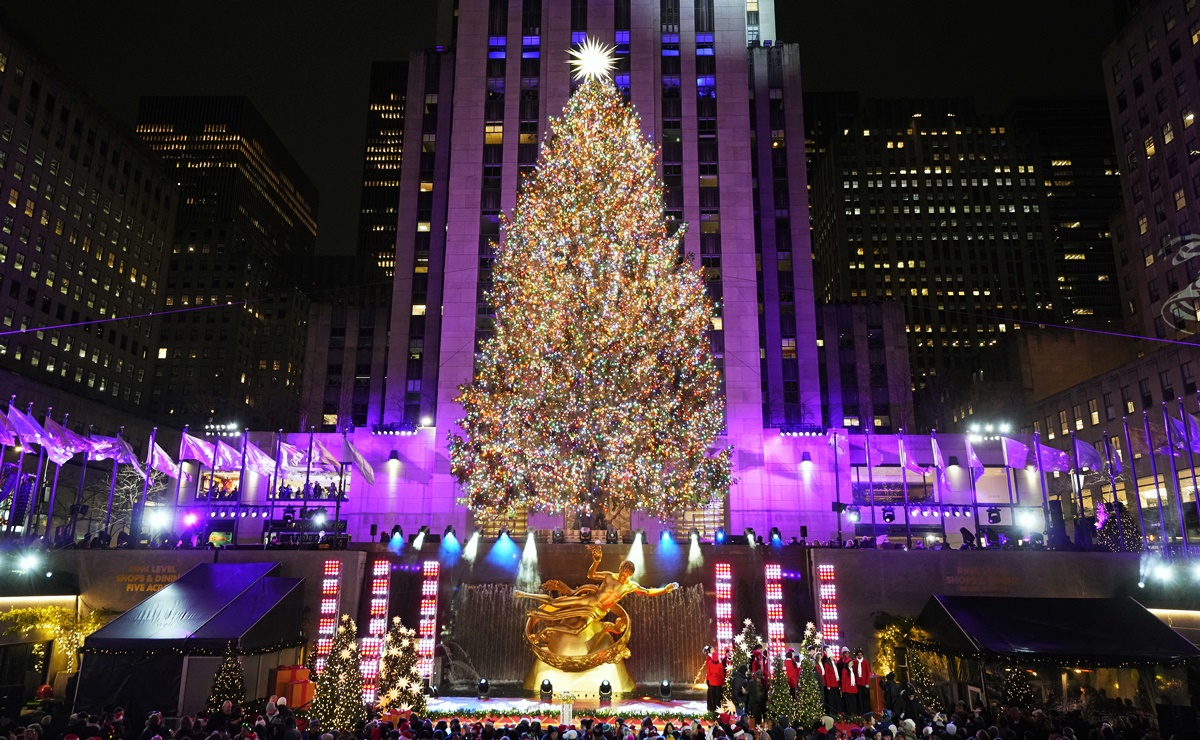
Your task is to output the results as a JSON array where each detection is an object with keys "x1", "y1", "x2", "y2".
[
  {"x1": 815, "y1": 302, "x2": 913, "y2": 433},
  {"x1": 0, "y1": 18, "x2": 177, "y2": 432},
  {"x1": 357, "y1": 62, "x2": 407, "y2": 279},
  {"x1": 136, "y1": 97, "x2": 318, "y2": 431}
]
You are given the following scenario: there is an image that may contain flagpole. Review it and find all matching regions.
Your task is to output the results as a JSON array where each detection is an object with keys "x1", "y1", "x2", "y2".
[
  {"x1": 303, "y1": 426, "x2": 315, "y2": 502},
  {"x1": 134, "y1": 427, "x2": 157, "y2": 546},
  {"x1": 43, "y1": 412, "x2": 66, "y2": 543},
  {"x1": 235, "y1": 428, "x2": 249, "y2": 544},
  {"x1": 1033, "y1": 431, "x2": 1051, "y2": 538},
  {"x1": 1001, "y1": 440, "x2": 1016, "y2": 508},
  {"x1": 269, "y1": 428, "x2": 282, "y2": 527},
  {"x1": 70, "y1": 424, "x2": 92, "y2": 541},
  {"x1": 1068, "y1": 431, "x2": 1087, "y2": 530},
  {"x1": 1102, "y1": 431, "x2": 1125, "y2": 552},
  {"x1": 930, "y1": 429, "x2": 942, "y2": 547},
  {"x1": 865, "y1": 427, "x2": 876, "y2": 539},
  {"x1": 25, "y1": 405, "x2": 50, "y2": 539},
  {"x1": 1144, "y1": 412, "x2": 1168, "y2": 551},
  {"x1": 1122, "y1": 416, "x2": 1148, "y2": 552},
  {"x1": 899, "y1": 431, "x2": 912, "y2": 550},
  {"x1": 966, "y1": 437, "x2": 981, "y2": 544},
  {"x1": 1161, "y1": 402, "x2": 1190, "y2": 555},
  {"x1": 4, "y1": 396, "x2": 25, "y2": 536},
  {"x1": 832, "y1": 430, "x2": 842, "y2": 543},
  {"x1": 206, "y1": 427, "x2": 221, "y2": 519},
  {"x1": 1177, "y1": 399, "x2": 1200, "y2": 541},
  {"x1": 104, "y1": 426, "x2": 124, "y2": 534},
  {"x1": 173, "y1": 425, "x2": 188, "y2": 528}
]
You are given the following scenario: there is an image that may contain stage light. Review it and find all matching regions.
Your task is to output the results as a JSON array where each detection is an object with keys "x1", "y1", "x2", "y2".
[
  {"x1": 463, "y1": 528, "x2": 480, "y2": 564},
  {"x1": 1137, "y1": 580, "x2": 1145, "y2": 588},
  {"x1": 184, "y1": 513, "x2": 199, "y2": 527},
  {"x1": 987, "y1": 508, "x2": 1002, "y2": 524},
  {"x1": 1154, "y1": 563, "x2": 1174, "y2": 583},
  {"x1": 579, "y1": 526, "x2": 593, "y2": 543},
  {"x1": 552, "y1": 528, "x2": 565, "y2": 543},
  {"x1": 599, "y1": 679, "x2": 613, "y2": 701},
  {"x1": 687, "y1": 528, "x2": 704, "y2": 572},
  {"x1": 477, "y1": 678, "x2": 490, "y2": 699},
  {"x1": 540, "y1": 679, "x2": 553, "y2": 701},
  {"x1": 1192, "y1": 563, "x2": 1200, "y2": 581},
  {"x1": 388, "y1": 449, "x2": 401, "y2": 465},
  {"x1": 606, "y1": 527, "x2": 619, "y2": 544},
  {"x1": 769, "y1": 527, "x2": 782, "y2": 544},
  {"x1": 240, "y1": 510, "x2": 249, "y2": 518},
  {"x1": 714, "y1": 527, "x2": 726, "y2": 544},
  {"x1": 846, "y1": 507, "x2": 860, "y2": 523},
  {"x1": 951, "y1": 507, "x2": 961, "y2": 518},
  {"x1": 1015, "y1": 509, "x2": 1039, "y2": 531},
  {"x1": 882, "y1": 508, "x2": 895, "y2": 524},
  {"x1": 412, "y1": 526, "x2": 427, "y2": 550},
  {"x1": 420, "y1": 416, "x2": 433, "y2": 427},
  {"x1": 209, "y1": 511, "x2": 217, "y2": 518},
  {"x1": 744, "y1": 527, "x2": 756, "y2": 546},
  {"x1": 942, "y1": 507, "x2": 952, "y2": 518},
  {"x1": 800, "y1": 451, "x2": 813, "y2": 465},
  {"x1": 659, "y1": 679, "x2": 672, "y2": 700},
  {"x1": 148, "y1": 510, "x2": 170, "y2": 530},
  {"x1": 312, "y1": 511, "x2": 327, "y2": 527},
  {"x1": 660, "y1": 530, "x2": 672, "y2": 543},
  {"x1": 16, "y1": 553, "x2": 40, "y2": 572}
]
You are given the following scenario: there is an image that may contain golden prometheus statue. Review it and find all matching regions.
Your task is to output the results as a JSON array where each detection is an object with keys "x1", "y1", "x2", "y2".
[{"x1": 514, "y1": 544, "x2": 678, "y2": 675}]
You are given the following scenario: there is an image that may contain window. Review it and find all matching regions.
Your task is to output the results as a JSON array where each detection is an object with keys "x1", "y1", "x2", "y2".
[
  {"x1": 1104, "y1": 392, "x2": 1116, "y2": 421},
  {"x1": 1073, "y1": 404, "x2": 1084, "y2": 430},
  {"x1": 1161, "y1": 370, "x2": 1176, "y2": 400},
  {"x1": 1177, "y1": 188, "x2": 1188, "y2": 210},
  {"x1": 1089, "y1": 398, "x2": 1099, "y2": 426},
  {"x1": 1165, "y1": 121, "x2": 1176, "y2": 143},
  {"x1": 1184, "y1": 361, "x2": 1196, "y2": 394},
  {"x1": 1122, "y1": 385, "x2": 1135, "y2": 414},
  {"x1": 1140, "y1": 378, "x2": 1154, "y2": 409},
  {"x1": 1146, "y1": 136, "x2": 1157, "y2": 158},
  {"x1": 1059, "y1": 409, "x2": 1069, "y2": 435}
]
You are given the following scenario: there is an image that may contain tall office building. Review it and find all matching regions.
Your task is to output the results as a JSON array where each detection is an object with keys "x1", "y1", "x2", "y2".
[
  {"x1": 810, "y1": 99, "x2": 1057, "y2": 387},
  {"x1": 1007, "y1": 97, "x2": 1124, "y2": 325},
  {"x1": 377, "y1": 0, "x2": 820, "y2": 528},
  {"x1": 1103, "y1": 0, "x2": 1200, "y2": 343},
  {"x1": 357, "y1": 62, "x2": 407, "y2": 279},
  {"x1": 136, "y1": 97, "x2": 319, "y2": 430},
  {"x1": 0, "y1": 17, "x2": 177, "y2": 427}
]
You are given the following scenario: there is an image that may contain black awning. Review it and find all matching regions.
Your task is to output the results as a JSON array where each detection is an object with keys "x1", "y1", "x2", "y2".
[
  {"x1": 83, "y1": 561, "x2": 303, "y2": 654},
  {"x1": 912, "y1": 595, "x2": 1200, "y2": 666}
]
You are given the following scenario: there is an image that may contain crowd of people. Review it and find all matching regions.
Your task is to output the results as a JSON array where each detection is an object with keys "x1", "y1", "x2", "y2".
[{"x1": 0, "y1": 697, "x2": 1177, "y2": 740}]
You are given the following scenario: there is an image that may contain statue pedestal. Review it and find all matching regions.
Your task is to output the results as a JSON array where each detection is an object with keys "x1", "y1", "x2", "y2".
[{"x1": 523, "y1": 618, "x2": 635, "y2": 693}]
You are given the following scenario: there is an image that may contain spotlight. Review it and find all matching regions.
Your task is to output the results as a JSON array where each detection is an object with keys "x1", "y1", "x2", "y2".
[
  {"x1": 148, "y1": 510, "x2": 170, "y2": 530},
  {"x1": 769, "y1": 527, "x2": 782, "y2": 544},
  {"x1": 1155, "y1": 563, "x2": 1174, "y2": 583},
  {"x1": 1137, "y1": 580, "x2": 1145, "y2": 588},
  {"x1": 540, "y1": 679, "x2": 553, "y2": 701},
  {"x1": 689, "y1": 527, "x2": 700, "y2": 542},
  {"x1": 800, "y1": 451, "x2": 813, "y2": 464},
  {"x1": 846, "y1": 507, "x2": 861, "y2": 523},
  {"x1": 444, "y1": 525, "x2": 456, "y2": 541},
  {"x1": 599, "y1": 679, "x2": 613, "y2": 701},
  {"x1": 1015, "y1": 509, "x2": 1039, "y2": 531},
  {"x1": 942, "y1": 507, "x2": 951, "y2": 518},
  {"x1": 552, "y1": 528, "x2": 565, "y2": 543},
  {"x1": 240, "y1": 510, "x2": 249, "y2": 518},
  {"x1": 412, "y1": 525, "x2": 428, "y2": 549},
  {"x1": 477, "y1": 678, "x2": 490, "y2": 699},
  {"x1": 209, "y1": 511, "x2": 217, "y2": 518},
  {"x1": 579, "y1": 526, "x2": 593, "y2": 543},
  {"x1": 660, "y1": 530, "x2": 673, "y2": 543},
  {"x1": 882, "y1": 507, "x2": 895, "y2": 524},
  {"x1": 714, "y1": 527, "x2": 726, "y2": 544},
  {"x1": 952, "y1": 507, "x2": 961, "y2": 518},
  {"x1": 744, "y1": 527, "x2": 756, "y2": 545},
  {"x1": 312, "y1": 511, "x2": 327, "y2": 527},
  {"x1": 987, "y1": 508, "x2": 1002, "y2": 524},
  {"x1": 184, "y1": 513, "x2": 199, "y2": 527},
  {"x1": 17, "y1": 553, "x2": 40, "y2": 572},
  {"x1": 606, "y1": 527, "x2": 620, "y2": 544},
  {"x1": 388, "y1": 449, "x2": 400, "y2": 464},
  {"x1": 659, "y1": 679, "x2": 672, "y2": 700}
]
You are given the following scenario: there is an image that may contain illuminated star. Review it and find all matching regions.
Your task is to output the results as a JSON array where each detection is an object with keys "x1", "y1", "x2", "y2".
[{"x1": 568, "y1": 38, "x2": 617, "y2": 81}]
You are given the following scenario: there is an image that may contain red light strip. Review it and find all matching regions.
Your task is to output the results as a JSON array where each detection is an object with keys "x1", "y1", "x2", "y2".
[
  {"x1": 715, "y1": 562, "x2": 733, "y2": 657},
  {"x1": 315, "y1": 558, "x2": 342, "y2": 673},
  {"x1": 817, "y1": 563, "x2": 839, "y2": 647},
  {"x1": 361, "y1": 558, "x2": 391, "y2": 703},
  {"x1": 417, "y1": 560, "x2": 440, "y2": 678},
  {"x1": 764, "y1": 563, "x2": 785, "y2": 658}
]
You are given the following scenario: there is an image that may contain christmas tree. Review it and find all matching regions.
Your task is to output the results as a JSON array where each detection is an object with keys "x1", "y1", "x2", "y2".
[
  {"x1": 376, "y1": 616, "x2": 425, "y2": 714},
  {"x1": 1093, "y1": 501, "x2": 1143, "y2": 552},
  {"x1": 206, "y1": 641, "x2": 246, "y2": 714},
  {"x1": 311, "y1": 615, "x2": 365, "y2": 730},
  {"x1": 725, "y1": 619, "x2": 763, "y2": 706},
  {"x1": 1002, "y1": 666, "x2": 1035, "y2": 707},
  {"x1": 793, "y1": 622, "x2": 825, "y2": 727},
  {"x1": 766, "y1": 655, "x2": 794, "y2": 725},
  {"x1": 448, "y1": 41, "x2": 731, "y2": 524}
]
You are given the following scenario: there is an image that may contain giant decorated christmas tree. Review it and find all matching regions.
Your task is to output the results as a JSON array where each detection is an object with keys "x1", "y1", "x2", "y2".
[
  {"x1": 311, "y1": 615, "x2": 365, "y2": 730},
  {"x1": 449, "y1": 40, "x2": 731, "y2": 524}
]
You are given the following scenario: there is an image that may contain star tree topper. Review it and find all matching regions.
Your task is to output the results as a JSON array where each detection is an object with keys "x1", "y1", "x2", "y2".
[{"x1": 568, "y1": 38, "x2": 617, "y2": 81}]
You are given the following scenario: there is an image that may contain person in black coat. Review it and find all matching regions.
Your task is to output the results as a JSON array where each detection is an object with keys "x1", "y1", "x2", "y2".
[
  {"x1": 730, "y1": 665, "x2": 750, "y2": 716},
  {"x1": 745, "y1": 672, "x2": 767, "y2": 724}
]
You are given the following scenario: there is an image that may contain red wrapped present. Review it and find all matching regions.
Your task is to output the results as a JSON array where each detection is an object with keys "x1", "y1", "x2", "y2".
[
  {"x1": 286, "y1": 679, "x2": 315, "y2": 709},
  {"x1": 276, "y1": 665, "x2": 310, "y2": 696}
]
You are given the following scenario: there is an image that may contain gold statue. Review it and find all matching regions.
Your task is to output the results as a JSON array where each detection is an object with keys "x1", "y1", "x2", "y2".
[{"x1": 515, "y1": 544, "x2": 678, "y2": 673}]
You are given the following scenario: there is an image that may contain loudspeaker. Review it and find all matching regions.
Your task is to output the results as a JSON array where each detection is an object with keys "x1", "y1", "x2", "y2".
[
  {"x1": 370, "y1": 524, "x2": 378, "y2": 537},
  {"x1": 800, "y1": 526, "x2": 808, "y2": 538}
]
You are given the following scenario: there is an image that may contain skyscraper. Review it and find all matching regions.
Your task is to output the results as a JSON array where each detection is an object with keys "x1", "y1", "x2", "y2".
[
  {"x1": 136, "y1": 97, "x2": 319, "y2": 430},
  {"x1": 810, "y1": 99, "x2": 1057, "y2": 387},
  {"x1": 0, "y1": 18, "x2": 176, "y2": 423},
  {"x1": 357, "y1": 62, "x2": 407, "y2": 279},
  {"x1": 378, "y1": 0, "x2": 820, "y2": 529}
]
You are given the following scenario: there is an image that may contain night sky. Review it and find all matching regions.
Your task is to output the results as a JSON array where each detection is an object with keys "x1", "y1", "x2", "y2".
[{"x1": 0, "y1": 0, "x2": 1117, "y2": 255}]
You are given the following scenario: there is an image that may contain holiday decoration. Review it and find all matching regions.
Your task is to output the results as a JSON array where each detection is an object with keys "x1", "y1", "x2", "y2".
[
  {"x1": 0, "y1": 605, "x2": 111, "y2": 673},
  {"x1": 766, "y1": 655, "x2": 794, "y2": 725},
  {"x1": 724, "y1": 619, "x2": 763, "y2": 707},
  {"x1": 1001, "y1": 666, "x2": 1035, "y2": 707},
  {"x1": 377, "y1": 616, "x2": 425, "y2": 714},
  {"x1": 206, "y1": 642, "x2": 246, "y2": 714},
  {"x1": 1093, "y1": 501, "x2": 1143, "y2": 552},
  {"x1": 311, "y1": 615, "x2": 366, "y2": 729},
  {"x1": 448, "y1": 64, "x2": 731, "y2": 525},
  {"x1": 793, "y1": 622, "x2": 825, "y2": 727},
  {"x1": 907, "y1": 649, "x2": 941, "y2": 712}
]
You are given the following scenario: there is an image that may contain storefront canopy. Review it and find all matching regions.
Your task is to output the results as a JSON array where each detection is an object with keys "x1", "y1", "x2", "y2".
[
  {"x1": 912, "y1": 595, "x2": 1200, "y2": 666},
  {"x1": 83, "y1": 561, "x2": 303, "y2": 654}
]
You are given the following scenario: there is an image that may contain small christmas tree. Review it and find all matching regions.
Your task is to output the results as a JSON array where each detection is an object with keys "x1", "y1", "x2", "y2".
[
  {"x1": 1093, "y1": 501, "x2": 1143, "y2": 552},
  {"x1": 377, "y1": 616, "x2": 425, "y2": 714},
  {"x1": 311, "y1": 615, "x2": 366, "y2": 730},
  {"x1": 206, "y1": 641, "x2": 246, "y2": 714},
  {"x1": 725, "y1": 619, "x2": 763, "y2": 707},
  {"x1": 907, "y1": 649, "x2": 941, "y2": 712},
  {"x1": 1002, "y1": 666, "x2": 1035, "y2": 707},
  {"x1": 793, "y1": 622, "x2": 825, "y2": 726},
  {"x1": 766, "y1": 655, "x2": 794, "y2": 725}
]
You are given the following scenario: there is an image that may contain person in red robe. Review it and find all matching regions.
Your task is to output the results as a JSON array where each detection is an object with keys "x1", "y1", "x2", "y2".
[
  {"x1": 852, "y1": 647, "x2": 872, "y2": 715},
  {"x1": 784, "y1": 648, "x2": 801, "y2": 698},
  {"x1": 839, "y1": 653, "x2": 858, "y2": 716},
  {"x1": 704, "y1": 646, "x2": 727, "y2": 713},
  {"x1": 818, "y1": 649, "x2": 841, "y2": 714}
]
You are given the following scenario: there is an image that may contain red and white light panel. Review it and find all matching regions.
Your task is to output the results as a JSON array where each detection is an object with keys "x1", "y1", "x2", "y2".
[
  {"x1": 817, "y1": 562, "x2": 839, "y2": 648},
  {"x1": 361, "y1": 558, "x2": 391, "y2": 703},
  {"x1": 764, "y1": 563, "x2": 785, "y2": 657},
  {"x1": 417, "y1": 559, "x2": 440, "y2": 678},
  {"x1": 715, "y1": 562, "x2": 733, "y2": 657},
  {"x1": 315, "y1": 558, "x2": 342, "y2": 673}
]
